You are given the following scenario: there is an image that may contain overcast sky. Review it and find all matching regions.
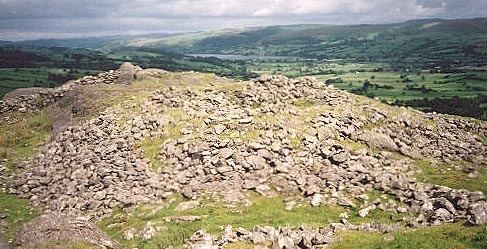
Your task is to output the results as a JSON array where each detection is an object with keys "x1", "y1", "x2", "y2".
[{"x1": 1, "y1": 0, "x2": 486, "y2": 40}]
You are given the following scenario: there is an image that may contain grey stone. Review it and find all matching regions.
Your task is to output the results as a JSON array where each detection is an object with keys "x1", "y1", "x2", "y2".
[
  {"x1": 175, "y1": 201, "x2": 200, "y2": 211},
  {"x1": 469, "y1": 201, "x2": 487, "y2": 225},
  {"x1": 358, "y1": 131, "x2": 398, "y2": 151},
  {"x1": 219, "y1": 148, "x2": 234, "y2": 159},
  {"x1": 311, "y1": 194, "x2": 324, "y2": 207},
  {"x1": 277, "y1": 236, "x2": 294, "y2": 249},
  {"x1": 214, "y1": 124, "x2": 226, "y2": 135},
  {"x1": 337, "y1": 196, "x2": 355, "y2": 207}
]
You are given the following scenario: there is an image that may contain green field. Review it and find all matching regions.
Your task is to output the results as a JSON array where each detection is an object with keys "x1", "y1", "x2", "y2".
[
  {"x1": 0, "y1": 68, "x2": 47, "y2": 97},
  {"x1": 245, "y1": 59, "x2": 486, "y2": 102},
  {"x1": 0, "y1": 68, "x2": 100, "y2": 97},
  {"x1": 324, "y1": 71, "x2": 487, "y2": 100}
]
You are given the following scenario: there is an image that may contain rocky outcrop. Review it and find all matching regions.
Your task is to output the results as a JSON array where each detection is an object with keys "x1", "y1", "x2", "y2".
[{"x1": 9, "y1": 109, "x2": 167, "y2": 217}]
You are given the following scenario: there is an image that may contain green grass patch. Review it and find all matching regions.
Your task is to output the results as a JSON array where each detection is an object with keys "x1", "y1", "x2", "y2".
[
  {"x1": 347, "y1": 191, "x2": 409, "y2": 225},
  {"x1": 415, "y1": 160, "x2": 487, "y2": 194},
  {"x1": 239, "y1": 129, "x2": 261, "y2": 142},
  {"x1": 339, "y1": 139, "x2": 368, "y2": 152},
  {"x1": 0, "y1": 111, "x2": 51, "y2": 241},
  {"x1": 292, "y1": 99, "x2": 315, "y2": 108},
  {"x1": 0, "y1": 192, "x2": 37, "y2": 241},
  {"x1": 478, "y1": 135, "x2": 487, "y2": 145},
  {"x1": 289, "y1": 136, "x2": 303, "y2": 149},
  {"x1": 0, "y1": 110, "x2": 53, "y2": 165},
  {"x1": 349, "y1": 208, "x2": 406, "y2": 225},
  {"x1": 224, "y1": 241, "x2": 254, "y2": 249},
  {"x1": 139, "y1": 138, "x2": 165, "y2": 171},
  {"x1": 330, "y1": 223, "x2": 487, "y2": 249},
  {"x1": 98, "y1": 194, "x2": 345, "y2": 248}
]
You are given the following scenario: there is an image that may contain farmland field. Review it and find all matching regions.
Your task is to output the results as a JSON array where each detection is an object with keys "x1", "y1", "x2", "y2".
[{"x1": 0, "y1": 68, "x2": 100, "y2": 97}]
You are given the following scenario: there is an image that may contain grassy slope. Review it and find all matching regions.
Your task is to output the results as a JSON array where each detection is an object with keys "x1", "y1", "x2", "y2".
[
  {"x1": 99, "y1": 192, "x2": 411, "y2": 248},
  {"x1": 0, "y1": 110, "x2": 54, "y2": 241},
  {"x1": 331, "y1": 223, "x2": 487, "y2": 249},
  {"x1": 149, "y1": 19, "x2": 487, "y2": 63},
  {"x1": 414, "y1": 160, "x2": 487, "y2": 194}
]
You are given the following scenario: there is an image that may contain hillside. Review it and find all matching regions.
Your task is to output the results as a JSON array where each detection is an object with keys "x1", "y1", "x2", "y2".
[
  {"x1": 0, "y1": 64, "x2": 486, "y2": 248},
  {"x1": 147, "y1": 18, "x2": 487, "y2": 67}
]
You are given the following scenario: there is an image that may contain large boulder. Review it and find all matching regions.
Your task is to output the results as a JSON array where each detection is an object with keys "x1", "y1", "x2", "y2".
[
  {"x1": 358, "y1": 131, "x2": 398, "y2": 151},
  {"x1": 115, "y1": 62, "x2": 142, "y2": 84},
  {"x1": 469, "y1": 201, "x2": 487, "y2": 225}
]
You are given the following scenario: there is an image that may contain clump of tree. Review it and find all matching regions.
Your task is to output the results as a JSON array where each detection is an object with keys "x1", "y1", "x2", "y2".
[
  {"x1": 47, "y1": 70, "x2": 77, "y2": 87},
  {"x1": 351, "y1": 79, "x2": 393, "y2": 94},
  {"x1": 404, "y1": 84, "x2": 435, "y2": 93},
  {"x1": 325, "y1": 78, "x2": 344, "y2": 84},
  {"x1": 397, "y1": 95, "x2": 487, "y2": 120}
]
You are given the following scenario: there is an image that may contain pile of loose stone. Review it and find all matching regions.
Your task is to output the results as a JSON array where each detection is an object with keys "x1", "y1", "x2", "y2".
[
  {"x1": 151, "y1": 75, "x2": 487, "y2": 228},
  {"x1": 9, "y1": 109, "x2": 168, "y2": 217},
  {"x1": 4, "y1": 67, "x2": 487, "y2": 248},
  {"x1": 6, "y1": 63, "x2": 159, "y2": 218},
  {"x1": 0, "y1": 88, "x2": 66, "y2": 114}
]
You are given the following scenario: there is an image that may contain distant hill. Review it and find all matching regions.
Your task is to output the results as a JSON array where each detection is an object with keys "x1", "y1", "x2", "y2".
[
  {"x1": 1, "y1": 18, "x2": 486, "y2": 119},
  {"x1": 143, "y1": 18, "x2": 487, "y2": 67},
  {"x1": 0, "y1": 41, "x2": 12, "y2": 46},
  {"x1": 5, "y1": 18, "x2": 486, "y2": 68},
  {"x1": 9, "y1": 33, "x2": 175, "y2": 50}
]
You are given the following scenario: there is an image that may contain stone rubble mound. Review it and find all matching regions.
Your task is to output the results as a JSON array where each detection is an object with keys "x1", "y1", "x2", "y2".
[
  {"x1": 151, "y1": 75, "x2": 487, "y2": 226},
  {"x1": 9, "y1": 107, "x2": 167, "y2": 217},
  {"x1": 236, "y1": 75, "x2": 354, "y2": 113},
  {"x1": 4, "y1": 68, "x2": 486, "y2": 247},
  {"x1": 0, "y1": 63, "x2": 141, "y2": 115}
]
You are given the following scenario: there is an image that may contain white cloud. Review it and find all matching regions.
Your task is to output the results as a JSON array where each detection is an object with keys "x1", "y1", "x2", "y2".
[{"x1": 0, "y1": 0, "x2": 486, "y2": 40}]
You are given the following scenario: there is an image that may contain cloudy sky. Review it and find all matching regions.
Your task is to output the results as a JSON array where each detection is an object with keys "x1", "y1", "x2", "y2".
[{"x1": 1, "y1": 0, "x2": 486, "y2": 40}]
